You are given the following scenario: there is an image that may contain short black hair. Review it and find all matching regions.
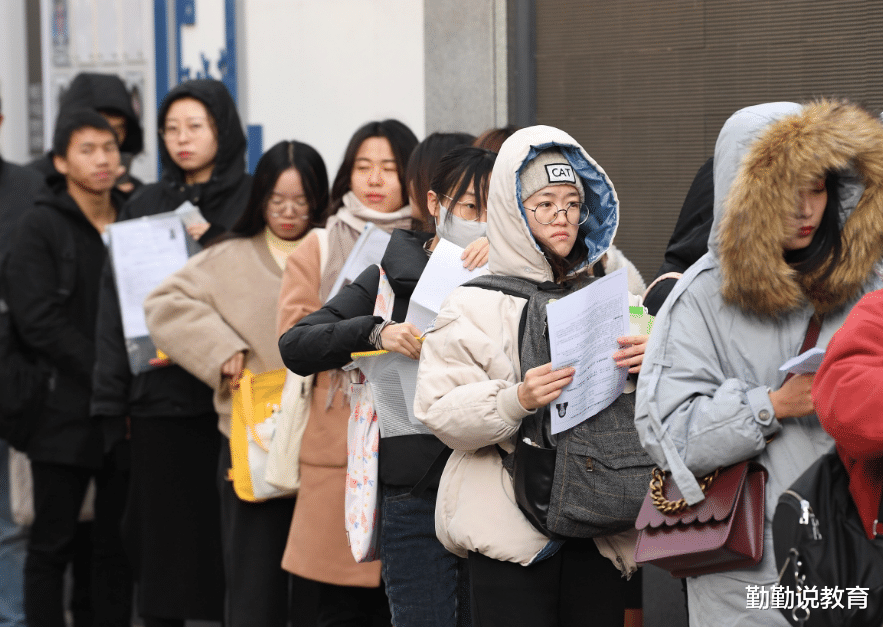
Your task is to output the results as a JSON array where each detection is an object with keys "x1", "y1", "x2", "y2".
[
  {"x1": 406, "y1": 132, "x2": 475, "y2": 232},
  {"x1": 231, "y1": 139, "x2": 330, "y2": 237},
  {"x1": 429, "y1": 145, "x2": 497, "y2": 228},
  {"x1": 52, "y1": 108, "x2": 116, "y2": 157},
  {"x1": 329, "y1": 119, "x2": 418, "y2": 218}
]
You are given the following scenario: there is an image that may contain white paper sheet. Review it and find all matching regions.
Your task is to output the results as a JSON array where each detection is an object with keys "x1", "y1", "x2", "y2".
[
  {"x1": 354, "y1": 352, "x2": 432, "y2": 438},
  {"x1": 779, "y1": 347, "x2": 826, "y2": 375},
  {"x1": 546, "y1": 268, "x2": 630, "y2": 434},
  {"x1": 326, "y1": 223, "x2": 391, "y2": 302},
  {"x1": 405, "y1": 238, "x2": 489, "y2": 334},
  {"x1": 107, "y1": 213, "x2": 190, "y2": 339}
]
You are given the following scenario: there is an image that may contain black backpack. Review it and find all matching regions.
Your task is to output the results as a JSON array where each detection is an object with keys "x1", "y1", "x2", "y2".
[
  {"x1": 773, "y1": 448, "x2": 883, "y2": 626},
  {"x1": 466, "y1": 274, "x2": 654, "y2": 539},
  {"x1": 0, "y1": 227, "x2": 77, "y2": 451}
]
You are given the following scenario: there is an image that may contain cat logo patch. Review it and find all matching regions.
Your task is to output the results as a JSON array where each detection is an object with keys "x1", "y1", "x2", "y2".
[{"x1": 545, "y1": 164, "x2": 576, "y2": 184}]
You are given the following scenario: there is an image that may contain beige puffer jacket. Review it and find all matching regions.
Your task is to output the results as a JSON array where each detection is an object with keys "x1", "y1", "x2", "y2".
[{"x1": 415, "y1": 125, "x2": 639, "y2": 572}]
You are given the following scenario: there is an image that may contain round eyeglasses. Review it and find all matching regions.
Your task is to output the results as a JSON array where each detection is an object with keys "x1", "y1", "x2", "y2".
[
  {"x1": 441, "y1": 193, "x2": 486, "y2": 222},
  {"x1": 527, "y1": 201, "x2": 589, "y2": 226}
]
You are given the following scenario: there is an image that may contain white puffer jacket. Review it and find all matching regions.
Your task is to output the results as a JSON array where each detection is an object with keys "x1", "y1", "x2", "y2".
[{"x1": 415, "y1": 125, "x2": 639, "y2": 571}]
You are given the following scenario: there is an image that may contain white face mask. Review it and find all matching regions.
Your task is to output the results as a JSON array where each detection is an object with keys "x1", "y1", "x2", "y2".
[{"x1": 435, "y1": 204, "x2": 488, "y2": 249}]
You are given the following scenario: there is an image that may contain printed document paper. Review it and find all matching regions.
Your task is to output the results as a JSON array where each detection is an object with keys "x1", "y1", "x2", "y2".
[
  {"x1": 108, "y1": 213, "x2": 189, "y2": 339},
  {"x1": 354, "y1": 352, "x2": 432, "y2": 438},
  {"x1": 405, "y1": 238, "x2": 489, "y2": 333},
  {"x1": 547, "y1": 268, "x2": 629, "y2": 434}
]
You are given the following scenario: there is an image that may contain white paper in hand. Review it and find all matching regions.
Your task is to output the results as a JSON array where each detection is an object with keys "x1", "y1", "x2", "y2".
[
  {"x1": 546, "y1": 268, "x2": 630, "y2": 434},
  {"x1": 174, "y1": 201, "x2": 208, "y2": 227},
  {"x1": 779, "y1": 347, "x2": 826, "y2": 375},
  {"x1": 405, "y1": 238, "x2": 489, "y2": 334}
]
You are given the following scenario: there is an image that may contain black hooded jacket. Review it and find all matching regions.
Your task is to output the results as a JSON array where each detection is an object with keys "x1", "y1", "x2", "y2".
[
  {"x1": 644, "y1": 157, "x2": 714, "y2": 315},
  {"x1": 0, "y1": 156, "x2": 43, "y2": 259},
  {"x1": 29, "y1": 72, "x2": 145, "y2": 192},
  {"x1": 280, "y1": 229, "x2": 449, "y2": 488},
  {"x1": 3, "y1": 178, "x2": 126, "y2": 467},
  {"x1": 91, "y1": 79, "x2": 252, "y2": 421}
]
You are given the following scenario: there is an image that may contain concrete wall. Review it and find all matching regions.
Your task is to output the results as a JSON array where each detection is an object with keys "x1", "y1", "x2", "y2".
[
  {"x1": 238, "y1": 0, "x2": 425, "y2": 175},
  {"x1": 423, "y1": 0, "x2": 508, "y2": 136},
  {"x1": 0, "y1": 0, "x2": 32, "y2": 163}
]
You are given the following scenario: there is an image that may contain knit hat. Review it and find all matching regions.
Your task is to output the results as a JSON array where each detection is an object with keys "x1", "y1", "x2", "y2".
[{"x1": 519, "y1": 149, "x2": 585, "y2": 203}]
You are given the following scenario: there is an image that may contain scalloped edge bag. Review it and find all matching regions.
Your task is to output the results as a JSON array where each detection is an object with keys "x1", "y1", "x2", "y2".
[{"x1": 633, "y1": 460, "x2": 767, "y2": 578}]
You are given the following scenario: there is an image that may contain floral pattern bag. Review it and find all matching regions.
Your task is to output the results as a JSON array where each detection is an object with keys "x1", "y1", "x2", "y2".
[{"x1": 344, "y1": 267, "x2": 394, "y2": 562}]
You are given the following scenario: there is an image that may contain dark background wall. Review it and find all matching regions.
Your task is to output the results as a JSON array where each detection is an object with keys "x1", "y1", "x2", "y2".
[{"x1": 533, "y1": 0, "x2": 883, "y2": 283}]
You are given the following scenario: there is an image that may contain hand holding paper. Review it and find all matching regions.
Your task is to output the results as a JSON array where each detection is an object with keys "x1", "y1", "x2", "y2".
[
  {"x1": 517, "y1": 363, "x2": 575, "y2": 411},
  {"x1": 779, "y1": 347, "x2": 825, "y2": 375}
]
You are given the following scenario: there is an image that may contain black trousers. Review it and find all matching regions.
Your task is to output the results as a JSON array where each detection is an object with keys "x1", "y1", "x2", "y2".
[
  {"x1": 468, "y1": 539, "x2": 625, "y2": 627},
  {"x1": 25, "y1": 448, "x2": 132, "y2": 627},
  {"x1": 217, "y1": 438, "x2": 319, "y2": 627},
  {"x1": 314, "y1": 581, "x2": 391, "y2": 627}
]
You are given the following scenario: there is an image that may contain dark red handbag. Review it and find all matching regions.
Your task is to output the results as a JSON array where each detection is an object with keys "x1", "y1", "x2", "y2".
[{"x1": 633, "y1": 461, "x2": 768, "y2": 578}]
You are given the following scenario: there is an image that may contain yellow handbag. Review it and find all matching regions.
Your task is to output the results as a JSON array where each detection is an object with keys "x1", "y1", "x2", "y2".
[{"x1": 229, "y1": 368, "x2": 295, "y2": 502}]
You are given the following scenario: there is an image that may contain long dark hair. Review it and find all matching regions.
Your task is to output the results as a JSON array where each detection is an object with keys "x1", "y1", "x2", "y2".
[
  {"x1": 230, "y1": 140, "x2": 329, "y2": 237},
  {"x1": 783, "y1": 172, "x2": 842, "y2": 281},
  {"x1": 329, "y1": 119, "x2": 418, "y2": 217},
  {"x1": 429, "y1": 146, "x2": 496, "y2": 227},
  {"x1": 407, "y1": 132, "x2": 475, "y2": 232}
]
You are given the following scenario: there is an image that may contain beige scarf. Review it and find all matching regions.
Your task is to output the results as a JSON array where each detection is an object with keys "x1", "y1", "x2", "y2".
[
  {"x1": 321, "y1": 191, "x2": 413, "y2": 408},
  {"x1": 319, "y1": 191, "x2": 413, "y2": 302}
]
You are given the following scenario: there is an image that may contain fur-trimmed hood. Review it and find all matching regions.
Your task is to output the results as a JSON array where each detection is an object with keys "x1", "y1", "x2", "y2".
[
  {"x1": 489, "y1": 125, "x2": 619, "y2": 281},
  {"x1": 713, "y1": 99, "x2": 883, "y2": 317}
]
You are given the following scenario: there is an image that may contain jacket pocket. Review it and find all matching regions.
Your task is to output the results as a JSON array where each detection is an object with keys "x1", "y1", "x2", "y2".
[{"x1": 548, "y1": 439, "x2": 655, "y2": 538}]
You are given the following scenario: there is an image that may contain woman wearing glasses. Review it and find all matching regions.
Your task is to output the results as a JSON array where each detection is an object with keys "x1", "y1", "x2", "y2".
[
  {"x1": 414, "y1": 127, "x2": 645, "y2": 627},
  {"x1": 279, "y1": 144, "x2": 494, "y2": 626},
  {"x1": 90, "y1": 78, "x2": 252, "y2": 627},
  {"x1": 143, "y1": 140, "x2": 328, "y2": 627}
]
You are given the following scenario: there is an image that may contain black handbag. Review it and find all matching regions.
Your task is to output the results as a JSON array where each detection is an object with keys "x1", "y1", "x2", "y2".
[{"x1": 773, "y1": 448, "x2": 883, "y2": 626}]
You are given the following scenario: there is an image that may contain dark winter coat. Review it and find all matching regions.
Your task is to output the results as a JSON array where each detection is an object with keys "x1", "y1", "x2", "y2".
[
  {"x1": 3, "y1": 180, "x2": 124, "y2": 467},
  {"x1": 90, "y1": 79, "x2": 251, "y2": 421},
  {"x1": 0, "y1": 156, "x2": 44, "y2": 260},
  {"x1": 643, "y1": 157, "x2": 714, "y2": 315},
  {"x1": 29, "y1": 72, "x2": 145, "y2": 194},
  {"x1": 280, "y1": 229, "x2": 448, "y2": 487}
]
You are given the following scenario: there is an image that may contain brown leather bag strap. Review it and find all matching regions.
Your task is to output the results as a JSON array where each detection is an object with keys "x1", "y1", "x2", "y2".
[{"x1": 783, "y1": 315, "x2": 823, "y2": 384}]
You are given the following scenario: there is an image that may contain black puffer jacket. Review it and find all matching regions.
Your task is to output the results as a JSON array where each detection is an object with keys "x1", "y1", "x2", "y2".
[
  {"x1": 29, "y1": 72, "x2": 145, "y2": 193},
  {"x1": 3, "y1": 180, "x2": 125, "y2": 467},
  {"x1": 280, "y1": 229, "x2": 449, "y2": 488},
  {"x1": 91, "y1": 79, "x2": 251, "y2": 421}
]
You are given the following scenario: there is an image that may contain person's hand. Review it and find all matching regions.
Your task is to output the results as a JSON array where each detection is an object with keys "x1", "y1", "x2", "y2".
[
  {"x1": 221, "y1": 351, "x2": 246, "y2": 390},
  {"x1": 186, "y1": 222, "x2": 211, "y2": 241},
  {"x1": 517, "y1": 363, "x2": 575, "y2": 411},
  {"x1": 769, "y1": 373, "x2": 815, "y2": 420},
  {"x1": 380, "y1": 322, "x2": 423, "y2": 359},
  {"x1": 461, "y1": 237, "x2": 489, "y2": 271},
  {"x1": 613, "y1": 334, "x2": 649, "y2": 374}
]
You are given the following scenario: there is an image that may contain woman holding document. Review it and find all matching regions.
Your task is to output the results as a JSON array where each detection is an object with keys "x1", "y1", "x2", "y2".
[
  {"x1": 142, "y1": 140, "x2": 328, "y2": 627},
  {"x1": 279, "y1": 144, "x2": 495, "y2": 626},
  {"x1": 634, "y1": 100, "x2": 883, "y2": 626},
  {"x1": 275, "y1": 119, "x2": 418, "y2": 626},
  {"x1": 413, "y1": 126, "x2": 645, "y2": 627},
  {"x1": 90, "y1": 78, "x2": 251, "y2": 627},
  {"x1": 280, "y1": 146, "x2": 494, "y2": 627}
]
